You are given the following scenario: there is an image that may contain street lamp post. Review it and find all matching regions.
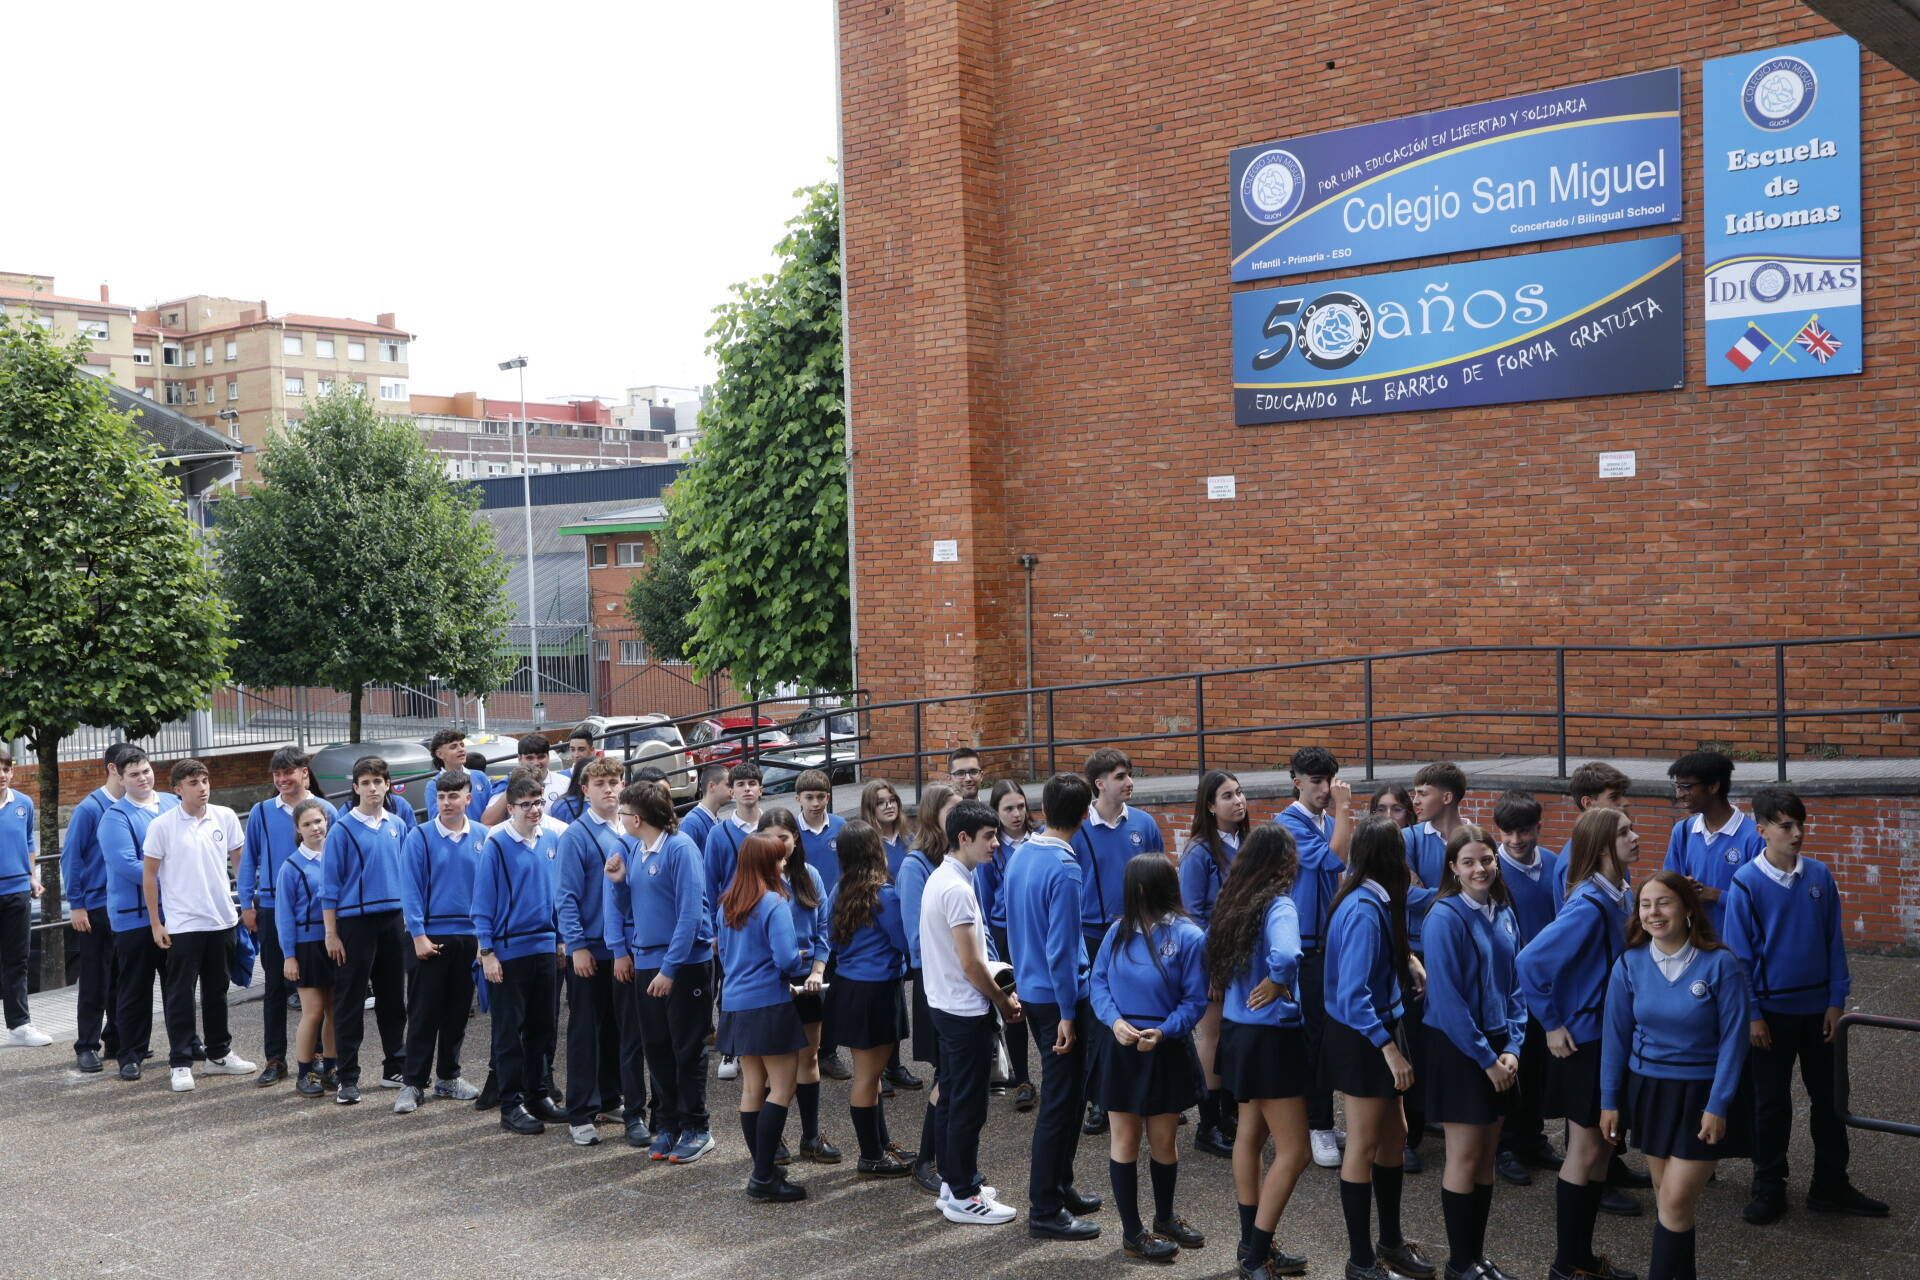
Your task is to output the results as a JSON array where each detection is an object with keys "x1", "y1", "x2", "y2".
[{"x1": 498, "y1": 356, "x2": 542, "y2": 727}]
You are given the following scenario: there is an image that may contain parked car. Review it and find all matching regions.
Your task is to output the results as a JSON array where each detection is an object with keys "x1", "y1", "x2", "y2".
[
  {"x1": 308, "y1": 738, "x2": 437, "y2": 817},
  {"x1": 780, "y1": 710, "x2": 861, "y2": 784},
  {"x1": 574, "y1": 714, "x2": 696, "y2": 800},
  {"x1": 444, "y1": 731, "x2": 556, "y2": 784},
  {"x1": 685, "y1": 715, "x2": 793, "y2": 772}
]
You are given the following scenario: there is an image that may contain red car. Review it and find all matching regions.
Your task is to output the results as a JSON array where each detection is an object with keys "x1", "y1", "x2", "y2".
[{"x1": 685, "y1": 715, "x2": 793, "y2": 769}]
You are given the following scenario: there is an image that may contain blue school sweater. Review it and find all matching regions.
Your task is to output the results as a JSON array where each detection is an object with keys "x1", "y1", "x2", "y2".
[
  {"x1": 472, "y1": 826, "x2": 560, "y2": 961},
  {"x1": 702, "y1": 817, "x2": 753, "y2": 930},
  {"x1": 1423, "y1": 895, "x2": 1527, "y2": 1069},
  {"x1": 897, "y1": 846, "x2": 938, "y2": 970},
  {"x1": 1498, "y1": 845, "x2": 1564, "y2": 948},
  {"x1": 1071, "y1": 807, "x2": 1164, "y2": 930},
  {"x1": 1277, "y1": 803, "x2": 1344, "y2": 953},
  {"x1": 1177, "y1": 831, "x2": 1239, "y2": 929},
  {"x1": 99, "y1": 794, "x2": 180, "y2": 929},
  {"x1": 321, "y1": 809, "x2": 409, "y2": 917},
  {"x1": 1600, "y1": 944, "x2": 1750, "y2": 1117},
  {"x1": 1664, "y1": 810, "x2": 1766, "y2": 934},
  {"x1": 718, "y1": 888, "x2": 803, "y2": 1011},
  {"x1": 237, "y1": 797, "x2": 304, "y2": 911},
  {"x1": 786, "y1": 863, "x2": 829, "y2": 967},
  {"x1": 799, "y1": 813, "x2": 845, "y2": 898},
  {"x1": 1003, "y1": 834, "x2": 1089, "y2": 1008},
  {"x1": 335, "y1": 794, "x2": 419, "y2": 831},
  {"x1": 974, "y1": 831, "x2": 1021, "y2": 934},
  {"x1": 1090, "y1": 916, "x2": 1209, "y2": 1039},
  {"x1": 400, "y1": 820, "x2": 485, "y2": 937},
  {"x1": 1723, "y1": 855, "x2": 1850, "y2": 1017},
  {"x1": 605, "y1": 830, "x2": 713, "y2": 976},
  {"x1": 60, "y1": 787, "x2": 116, "y2": 912},
  {"x1": 1223, "y1": 894, "x2": 1304, "y2": 1029},
  {"x1": 1401, "y1": 822, "x2": 1447, "y2": 954},
  {"x1": 423, "y1": 768, "x2": 491, "y2": 823},
  {"x1": 549, "y1": 789, "x2": 587, "y2": 826},
  {"x1": 680, "y1": 804, "x2": 718, "y2": 860},
  {"x1": 883, "y1": 832, "x2": 910, "y2": 881},
  {"x1": 557, "y1": 812, "x2": 624, "y2": 960},
  {"x1": 824, "y1": 882, "x2": 908, "y2": 982},
  {"x1": 1324, "y1": 888, "x2": 1405, "y2": 1048},
  {"x1": 1516, "y1": 877, "x2": 1630, "y2": 1044},
  {"x1": 0, "y1": 789, "x2": 38, "y2": 897},
  {"x1": 275, "y1": 849, "x2": 329, "y2": 950}
]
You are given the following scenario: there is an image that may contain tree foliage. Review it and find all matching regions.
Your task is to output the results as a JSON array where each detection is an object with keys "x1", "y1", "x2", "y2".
[
  {"x1": 215, "y1": 387, "x2": 513, "y2": 740},
  {"x1": 0, "y1": 316, "x2": 234, "y2": 942},
  {"x1": 622, "y1": 525, "x2": 695, "y2": 664},
  {"x1": 672, "y1": 177, "x2": 850, "y2": 693}
]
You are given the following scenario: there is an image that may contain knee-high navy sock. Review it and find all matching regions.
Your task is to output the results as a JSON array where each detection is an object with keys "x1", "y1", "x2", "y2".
[
  {"x1": 1373, "y1": 1162, "x2": 1406, "y2": 1248},
  {"x1": 1110, "y1": 1159, "x2": 1143, "y2": 1238},
  {"x1": 1198, "y1": 1090, "x2": 1219, "y2": 1130},
  {"x1": 741, "y1": 1110, "x2": 762, "y2": 1173},
  {"x1": 1552, "y1": 1178, "x2": 1583, "y2": 1271},
  {"x1": 754, "y1": 1102, "x2": 789, "y2": 1183},
  {"x1": 1577, "y1": 1180, "x2": 1606, "y2": 1267},
  {"x1": 917, "y1": 1100, "x2": 938, "y2": 1167},
  {"x1": 850, "y1": 1104, "x2": 881, "y2": 1160},
  {"x1": 1249, "y1": 1226, "x2": 1276, "y2": 1271},
  {"x1": 1441, "y1": 1188, "x2": 1475, "y2": 1270},
  {"x1": 1647, "y1": 1222, "x2": 1694, "y2": 1280},
  {"x1": 1148, "y1": 1158, "x2": 1178, "y2": 1226},
  {"x1": 1339, "y1": 1178, "x2": 1375, "y2": 1268},
  {"x1": 796, "y1": 1081, "x2": 820, "y2": 1142},
  {"x1": 876, "y1": 1095, "x2": 893, "y2": 1147},
  {"x1": 1237, "y1": 1201, "x2": 1257, "y2": 1254},
  {"x1": 1471, "y1": 1182, "x2": 1493, "y2": 1263}
]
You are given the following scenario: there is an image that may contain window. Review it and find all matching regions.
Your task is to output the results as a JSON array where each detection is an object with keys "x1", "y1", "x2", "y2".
[
  {"x1": 227, "y1": 380, "x2": 238, "y2": 401},
  {"x1": 379, "y1": 339, "x2": 405, "y2": 362},
  {"x1": 487, "y1": 463, "x2": 508, "y2": 476},
  {"x1": 284, "y1": 376, "x2": 304, "y2": 396},
  {"x1": 140, "y1": 387, "x2": 153, "y2": 399},
  {"x1": 285, "y1": 334, "x2": 304, "y2": 355},
  {"x1": 203, "y1": 345, "x2": 214, "y2": 365},
  {"x1": 225, "y1": 340, "x2": 237, "y2": 361},
  {"x1": 186, "y1": 348, "x2": 197, "y2": 367},
  {"x1": 317, "y1": 378, "x2": 333, "y2": 396},
  {"x1": 378, "y1": 379, "x2": 407, "y2": 402},
  {"x1": 78, "y1": 319, "x2": 110, "y2": 341},
  {"x1": 164, "y1": 311, "x2": 181, "y2": 327},
  {"x1": 590, "y1": 543, "x2": 609, "y2": 568},
  {"x1": 162, "y1": 345, "x2": 182, "y2": 366},
  {"x1": 185, "y1": 388, "x2": 197, "y2": 404},
  {"x1": 316, "y1": 337, "x2": 335, "y2": 359},
  {"x1": 347, "y1": 340, "x2": 365, "y2": 360},
  {"x1": 619, "y1": 640, "x2": 647, "y2": 665},
  {"x1": 616, "y1": 542, "x2": 646, "y2": 567},
  {"x1": 594, "y1": 640, "x2": 610, "y2": 662},
  {"x1": 163, "y1": 382, "x2": 182, "y2": 404},
  {"x1": 133, "y1": 347, "x2": 152, "y2": 365}
]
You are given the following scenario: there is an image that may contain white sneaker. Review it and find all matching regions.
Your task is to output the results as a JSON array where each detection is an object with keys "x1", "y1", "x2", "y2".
[
  {"x1": 202, "y1": 1052, "x2": 256, "y2": 1076},
  {"x1": 937, "y1": 1181, "x2": 998, "y2": 1204},
  {"x1": 393, "y1": 1085, "x2": 422, "y2": 1114},
  {"x1": 716, "y1": 1056, "x2": 739, "y2": 1080},
  {"x1": 3, "y1": 1024, "x2": 53, "y2": 1047},
  {"x1": 569, "y1": 1123, "x2": 601, "y2": 1147},
  {"x1": 1310, "y1": 1129, "x2": 1341, "y2": 1168},
  {"x1": 941, "y1": 1191, "x2": 1016, "y2": 1225},
  {"x1": 171, "y1": 1067, "x2": 195, "y2": 1092}
]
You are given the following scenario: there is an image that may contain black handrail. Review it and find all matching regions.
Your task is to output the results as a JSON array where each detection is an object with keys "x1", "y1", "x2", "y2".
[{"x1": 1834, "y1": 1013, "x2": 1920, "y2": 1139}]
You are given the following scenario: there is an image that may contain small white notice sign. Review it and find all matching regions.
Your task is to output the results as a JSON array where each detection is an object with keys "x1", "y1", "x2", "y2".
[
  {"x1": 1206, "y1": 474, "x2": 1237, "y2": 500},
  {"x1": 1598, "y1": 451, "x2": 1636, "y2": 479},
  {"x1": 931, "y1": 539, "x2": 959, "y2": 563}
]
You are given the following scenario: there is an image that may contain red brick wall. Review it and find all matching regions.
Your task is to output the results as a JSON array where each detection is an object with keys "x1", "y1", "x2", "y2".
[
  {"x1": 14, "y1": 746, "x2": 286, "y2": 811},
  {"x1": 840, "y1": 1, "x2": 1920, "y2": 776}
]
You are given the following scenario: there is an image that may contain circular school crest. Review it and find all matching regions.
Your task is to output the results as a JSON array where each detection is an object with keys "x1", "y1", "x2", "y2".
[
  {"x1": 1689, "y1": 980, "x2": 1711, "y2": 1000},
  {"x1": 211, "y1": 828, "x2": 226, "y2": 845},
  {"x1": 1240, "y1": 148, "x2": 1307, "y2": 225},
  {"x1": 1298, "y1": 292, "x2": 1374, "y2": 370},
  {"x1": 1809, "y1": 886, "x2": 1823, "y2": 899},
  {"x1": 1724, "y1": 847, "x2": 1743, "y2": 865},
  {"x1": 1742, "y1": 56, "x2": 1817, "y2": 131},
  {"x1": 647, "y1": 860, "x2": 662, "y2": 877},
  {"x1": 1749, "y1": 261, "x2": 1792, "y2": 304}
]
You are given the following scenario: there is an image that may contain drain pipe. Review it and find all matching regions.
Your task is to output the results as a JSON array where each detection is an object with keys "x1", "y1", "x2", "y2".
[{"x1": 1020, "y1": 554, "x2": 1038, "y2": 779}]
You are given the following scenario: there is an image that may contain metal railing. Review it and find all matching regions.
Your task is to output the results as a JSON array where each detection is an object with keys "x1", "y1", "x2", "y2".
[{"x1": 1834, "y1": 1013, "x2": 1920, "y2": 1139}]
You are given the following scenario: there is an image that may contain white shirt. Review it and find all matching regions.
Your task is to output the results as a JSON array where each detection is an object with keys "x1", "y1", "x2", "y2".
[
  {"x1": 348, "y1": 807, "x2": 389, "y2": 831},
  {"x1": 1498, "y1": 845, "x2": 1543, "y2": 882},
  {"x1": 502, "y1": 822, "x2": 544, "y2": 849},
  {"x1": 1086, "y1": 803, "x2": 1132, "y2": 830},
  {"x1": 1755, "y1": 852, "x2": 1803, "y2": 888},
  {"x1": 920, "y1": 858, "x2": 990, "y2": 1016},
  {"x1": 1464, "y1": 893, "x2": 1497, "y2": 924},
  {"x1": 1360, "y1": 878, "x2": 1390, "y2": 903},
  {"x1": 1592, "y1": 874, "x2": 1626, "y2": 905},
  {"x1": 143, "y1": 804, "x2": 243, "y2": 933},
  {"x1": 1689, "y1": 809, "x2": 1746, "y2": 841},
  {"x1": 1651, "y1": 939, "x2": 1697, "y2": 983},
  {"x1": 297, "y1": 844, "x2": 324, "y2": 863},
  {"x1": 800, "y1": 813, "x2": 832, "y2": 836},
  {"x1": 432, "y1": 818, "x2": 470, "y2": 841},
  {"x1": 1285, "y1": 800, "x2": 1333, "y2": 837},
  {"x1": 541, "y1": 771, "x2": 570, "y2": 803}
]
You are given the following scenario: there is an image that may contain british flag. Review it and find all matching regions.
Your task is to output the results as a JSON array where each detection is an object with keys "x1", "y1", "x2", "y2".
[{"x1": 1795, "y1": 318, "x2": 1842, "y2": 364}]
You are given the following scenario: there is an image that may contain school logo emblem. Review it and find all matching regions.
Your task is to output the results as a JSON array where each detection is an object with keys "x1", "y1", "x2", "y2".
[
  {"x1": 1130, "y1": 832, "x2": 1144, "y2": 847},
  {"x1": 1689, "y1": 980, "x2": 1712, "y2": 1000},
  {"x1": 1724, "y1": 847, "x2": 1743, "y2": 865},
  {"x1": 1160, "y1": 936, "x2": 1179, "y2": 958},
  {"x1": 1809, "y1": 885, "x2": 1823, "y2": 899},
  {"x1": 647, "y1": 860, "x2": 662, "y2": 877},
  {"x1": 12, "y1": 805, "x2": 25, "y2": 820},
  {"x1": 211, "y1": 828, "x2": 227, "y2": 845},
  {"x1": 828, "y1": 838, "x2": 838, "y2": 853},
  {"x1": 1742, "y1": 55, "x2": 1817, "y2": 131},
  {"x1": 1749, "y1": 261, "x2": 1793, "y2": 304},
  {"x1": 1504, "y1": 917, "x2": 1517, "y2": 937},
  {"x1": 1298, "y1": 292, "x2": 1374, "y2": 370},
  {"x1": 1240, "y1": 148, "x2": 1307, "y2": 225}
]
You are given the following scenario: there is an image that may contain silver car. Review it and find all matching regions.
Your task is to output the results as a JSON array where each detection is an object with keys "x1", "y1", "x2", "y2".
[{"x1": 575, "y1": 714, "x2": 696, "y2": 800}]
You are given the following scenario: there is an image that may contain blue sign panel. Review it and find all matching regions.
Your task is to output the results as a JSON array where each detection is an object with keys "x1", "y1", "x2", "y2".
[
  {"x1": 1232, "y1": 236, "x2": 1683, "y2": 424},
  {"x1": 1228, "y1": 70, "x2": 1681, "y2": 281},
  {"x1": 1703, "y1": 36, "x2": 1861, "y2": 385}
]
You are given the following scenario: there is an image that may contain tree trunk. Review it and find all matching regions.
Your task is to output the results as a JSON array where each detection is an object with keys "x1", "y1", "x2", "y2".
[
  {"x1": 349, "y1": 684, "x2": 363, "y2": 744},
  {"x1": 32, "y1": 729, "x2": 67, "y2": 990}
]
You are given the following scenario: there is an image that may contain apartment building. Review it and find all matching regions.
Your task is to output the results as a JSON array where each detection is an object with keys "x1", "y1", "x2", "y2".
[
  {"x1": 613, "y1": 384, "x2": 705, "y2": 460},
  {"x1": 411, "y1": 392, "x2": 669, "y2": 480},
  {"x1": 0, "y1": 273, "x2": 140, "y2": 384}
]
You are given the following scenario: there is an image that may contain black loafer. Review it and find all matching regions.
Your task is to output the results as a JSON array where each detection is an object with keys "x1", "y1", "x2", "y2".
[
  {"x1": 254, "y1": 1059, "x2": 286, "y2": 1087},
  {"x1": 1262, "y1": 1245, "x2": 1310, "y2": 1276},
  {"x1": 773, "y1": 1141, "x2": 793, "y2": 1167},
  {"x1": 527, "y1": 1096, "x2": 566, "y2": 1123},
  {"x1": 1123, "y1": 1229, "x2": 1179, "y2": 1262},
  {"x1": 1154, "y1": 1216, "x2": 1205, "y2": 1248},
  {"x1": 1082, "y1": 1104, "x2": 1109, "y2": 1135},
  {"x1": 1195, "y1": 1125, "x2": 1234, "y2": 1157},
  {"x1": 500, "y1": 1105, "x2": 544, "y2": 1135},
  {"x1": 1477, "y1": 1260, "x2": 1521, "y2": 1280},
  {"x1": 1597, "y1": 1187, "x2": 1642, "y2": 1217},
  {"x1": 1376, "y1": 1239, "x2": 1436, "y2": 1279},
  {"x1": 883, "y1": 1062, "x2": 923, "y2": 1090},
  {"x1": 746, "y1": 1175, "x2": 807, "y2": 1203},
  {"x1": 1062, "y1": 1185, "x2": 1103, "y2": 1215},
  {"x1": 1585, "y1": 1254, "x2": 1639, "y2": 1280},
  {"x1": 1807, "y1": 1182, "x2": 1891, "y2": 1217},
  {"x1": 1401, "y1": 1145, "x2": 1425, "y2": 1174},
  {"x1": 1744, "y1": 1191, "x2": 1788, "y2": 1225},
  {"x1": 856, "y1": 1152, "x2": 913, "y2": 1178},
  {"x1": 118, "y1": 1061, "x2": 141, "y2": 1082},
  {"x1": 911, "y1": 1161, "x2": 942, "y2": 1196},
  {"x1": 76, "y1": 1049, "x2": 104, "y2": 1074},
  {"x1": 1344, "y1": 1265, "x2": 1390, "y2": 1280},
  {"x1": 799, "y1": 1135, "x2": 842, "y2": 1164},
  {"x1": 1028, "y1": 1208, "x2": 1100, "y2": 1240},
  {"x1": 1013, "y1": 1081, "x2": 1037, "y2": 1111},
  {"x1": 1495, "y1": 1149, "x2": 1531, "y2": 1186}
]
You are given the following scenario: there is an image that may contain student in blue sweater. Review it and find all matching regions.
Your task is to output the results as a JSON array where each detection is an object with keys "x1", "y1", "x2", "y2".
[
  {"x1": 0, "y1": 749, "x2": 45, "y2": 1051},
  {"x1": 794, "y1": 769, "x2": 853, "y2": 1083},
  {"x1": 1091, "y1": 855, "x2": 1209, "y2": 1263},
  {"x1": 758, "y1": 807, "x2": 839, "y2": 1163},
  {"x1": 1321, "y1": 816, "x2": 1432, "y2": 1280},
  {"x1": 1599, "y1": 871, "x2": 1750, "y2": 1280},
  {"x1": 715, "y1": 831, "x2": 810, "y2": 1202},
  {"x1": 60, "y1": 742, "x2": 137, "y2": 1071},
  {"x1": 321, "y1": 756, "x2": 412, "y2": 1105},
  {"x1": 98, "y1": 751, "x2": 180, "y2": 1079},
  {"x1": 1180, "y1": 769, "x2": 1248, "y2": 1159},
  {"x1": 1003, "y1": 773, "x2": 1104, "y2": 1243},
  {"x1": 901, "y1": 782, "x2": 958, "y2": 1194},
  {"x1": 1489, "y1": 790, "x2": 1562, "y2": 1184},
  {"x1": 823, "y1": 819, "x2": 912, "y2": 1177},
  {"x1": 985, "y1": 780, "x2": 1036, "y2": 1109},
  {"x1": 1207, "y1": 824, "x2": 1312, "y2": 1279},
  {"x1": 1399, "y1": 761, "x2": 1469, "y2": 1175},
  {"x1": 606, "y1": 778, "x2": 715, "y2": 1163},
  {"x1": 235, "y1": 745, "x2": 321, "y2": 1086},
  {"x1": 393, "y1": 770, "x2": 486, "y2": 1115},
  {"x1": 475, "y1": 774, "x2": 564, "y2": 1135},
  {"x1": 1422, "y1": 823, "x2": 1527, "y2": 1280},
  {"x1": 861, "y1": 778, "x2": 925, "y2": 1096},
  {"x1": 277, "y1": 799, "x2": 338, "y2": 1097},
  {"x1": 1724, "y1": 787, "x2": 1888, "y2": 1225},
  {"x1": 554, "y1": 759, "x2": 628, "y2": 1145},
  {"x1": 1662, "y1": 750, "x2": 1764, "y2": 936},
  {"x1": 1517, "y1": 806, "x2": 1640, "y2": 1280},
  {"x1": 1278, "y1": 746, "x2": 1355, "y2": 1170},
  {"x1": 424, "y1": 728, "x2": 492, "y2": 822}
]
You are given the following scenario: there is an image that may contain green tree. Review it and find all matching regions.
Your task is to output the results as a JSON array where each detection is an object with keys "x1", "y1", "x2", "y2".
[
  {"x1": 216, "y1": 387, "x2": 513, "y2": 742},
  {"x1": 673, "y1": 177, "x2": 850, "y2": 692},
  {"x1": 0, "y1": 317, "x2": 233, "y2": 983},
  {"x1": 622, "y1": 524, "x2": 695, "y2": 663}
]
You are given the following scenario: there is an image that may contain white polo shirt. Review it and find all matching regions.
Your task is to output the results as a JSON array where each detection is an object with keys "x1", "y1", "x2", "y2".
[
  {"x1": 920, "y1": 858, "x2": 990, "y2": 1016},
  {"x1": 144, "y1": 803, "x2": 243, "y2": 933}
]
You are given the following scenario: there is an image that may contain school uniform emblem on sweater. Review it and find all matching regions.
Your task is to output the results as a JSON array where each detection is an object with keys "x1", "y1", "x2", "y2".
[
  {"x1": 1689, "y1": 980, "x2": 1711, "y2": 999},
  {"x1": 647, "y1": 860, "x2": 661, "y2": 877},
  {"x1": 1809, "y1": 886, "x2": 1822, "y2": 898},
  {"x1": 1160, "y1": 937, "x2": 1178, "y2": 958},
  {"x1": 1724, "y1": 847, "x2": 1743, "y2": 865},
  {"x1": 1130, "y1": 832, "x2": 1143, "y2": 846}
]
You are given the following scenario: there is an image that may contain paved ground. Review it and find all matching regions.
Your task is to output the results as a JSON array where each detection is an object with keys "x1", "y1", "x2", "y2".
[{"x1": 1, "y1": 959, "x2": 1916, "y2": 1279}]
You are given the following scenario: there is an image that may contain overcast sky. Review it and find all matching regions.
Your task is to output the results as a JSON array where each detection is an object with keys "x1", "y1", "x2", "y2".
[{"x1": 4, "y1": 2, "x2": 839, "y2": 405}]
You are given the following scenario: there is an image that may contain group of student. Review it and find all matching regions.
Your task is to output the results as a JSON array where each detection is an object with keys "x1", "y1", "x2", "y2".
[{"x1": 8, "y1": 732, "x2": 1894, "y2": 1279}]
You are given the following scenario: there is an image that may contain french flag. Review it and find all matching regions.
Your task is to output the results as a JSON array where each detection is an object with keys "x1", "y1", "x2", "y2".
[{"x1": 1724, "y1": 325, "x2": 1771, "y2": 371}]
